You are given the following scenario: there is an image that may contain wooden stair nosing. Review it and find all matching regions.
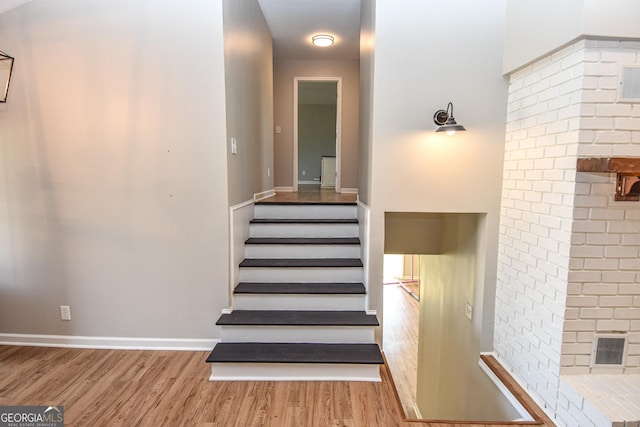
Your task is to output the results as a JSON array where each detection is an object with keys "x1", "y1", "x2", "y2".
[
  {"x1": 245, "y1": 237, "x2": 360, "y2": 245},
  {"x1": 250, "y1": 218, "x2": 358, "y2": 224},
  {"x1": 239, "y1": 258, "x2": 363, "y2": 268},
  {"x1": 234, "y1": 282, "x2": 366, "y2": 295},
  {"x1": 216, "y1": 310, "x2": 379, "y2": 326},
  {"x1": 206, "y1": 342, "x2": 383, "y2": 364}
]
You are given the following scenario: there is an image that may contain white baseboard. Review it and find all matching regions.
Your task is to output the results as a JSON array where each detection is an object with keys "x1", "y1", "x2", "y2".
[
  {"x1": 340, "y1": 187, "x2": 358, "y2": 194},
  {"x1": 413, "y1": 403, "x2": 423, "y2": 419},
  {"x1": 0, "y1": 333, "x2": 219, "y2": 351},
  {"x1": 274, "y1": 186, "x2": 294, "y2": 192},
  {"x1": 299, "y1": 180, "x2": 320, "y2": 185}
]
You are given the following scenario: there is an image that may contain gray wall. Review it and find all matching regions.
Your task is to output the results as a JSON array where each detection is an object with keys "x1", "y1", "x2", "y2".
[
  {"x1": 298, "y1": 104, "x2": 336, "y2": 182},
  {"x1": 223, "y1": 0, "x2": 273, "y2": 205},
  {"x1": 273, "y1": 59, "x2": 359, "y2": 190},
  {"x1": 0, "y1": 0, "x2": 230, "y2": 339}
]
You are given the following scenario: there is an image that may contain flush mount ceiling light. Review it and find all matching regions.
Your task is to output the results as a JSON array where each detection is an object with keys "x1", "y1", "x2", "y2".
[
  {"x1": 433, "y1": 101, "x2": 466, "y2": 136},
  {"x1": 312, "y1": 35, "x2": 334, "y2": 47},
  {"x1": 0, "y1": 50, "x2": 14, "y2": 103}
]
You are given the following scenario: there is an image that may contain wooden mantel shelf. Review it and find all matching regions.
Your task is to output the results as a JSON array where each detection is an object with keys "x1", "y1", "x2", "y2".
[
  {"x1": 577, "y1": 157, "x2": 640, "y2": 173},
  {"x1": 577, "y1": 157, "x2": 640, "y2": 201}
]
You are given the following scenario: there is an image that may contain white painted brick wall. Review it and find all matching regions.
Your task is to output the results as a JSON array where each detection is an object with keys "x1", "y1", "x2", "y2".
[
  {"x1": 497, "y1": 39, "x2": 640, "y2": 427},
  {"x1": 496, "y1": 41, "x2": 585, "y2": 424},
  {"x1": 566, "y1": 40, "x2": 640, "y2": 380}
]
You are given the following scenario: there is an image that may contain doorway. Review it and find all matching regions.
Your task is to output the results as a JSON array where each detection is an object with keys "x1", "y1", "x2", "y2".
[{"x1": 293, "y1": 77, "x2": 342, "y2": 192}]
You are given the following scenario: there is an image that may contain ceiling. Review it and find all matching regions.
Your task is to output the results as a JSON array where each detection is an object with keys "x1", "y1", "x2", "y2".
[
  {"x1": 257, "y1": 0, "x2": 361, "y2": 61},
  {"x1": 0, "y1": 0, "x2": 30, "y2": 15},
  {"x1": 0, "y1": 0, "x2": 362, "y2": 61}
]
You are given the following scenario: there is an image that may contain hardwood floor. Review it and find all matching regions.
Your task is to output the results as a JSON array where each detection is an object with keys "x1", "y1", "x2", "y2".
[
  {"x1": 0, "y1": 345, "x2": 554, "y2": 427},
  {"x1": 384, "y1": 283, "x2": 420, "y2": 418},
  {"x1": 262, "y1": 188, "x2": 357, "y2": 204}
]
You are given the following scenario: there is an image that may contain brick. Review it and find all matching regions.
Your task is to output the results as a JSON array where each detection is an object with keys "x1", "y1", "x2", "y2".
[
  {"x1": 565, "y1": 319, "x2": 597, "y2": 331},
  {"x1": 620, "y1": 259, "x2": 640, "y2": 270},
  {"x1": 569, "y1": 246, "x2": 603, "y2": 258},
  {"x1": 597, "y1": 319, "x2": 630, "y2": 331},
  {"x1": 608, "y1": 221, "x2": 640, "y2": 233},
  {"x1": 599, "y1": 296, "x2": 634, "y2": 307},
  {"x1": 614, "y1": 308, "x2": 640, "y2": 319},
  {"x1": 583, "y1": 283, "x2": 619, "y2": 295},
  {"x1": 580, "y1": 307, "x2": 614, "y2": 318},
  {"x1": 604, "y1": 246, "x2": 638, "y2": 258},
  {"x1": 606, "y1": 272, "x2": 639, "y2": 284},
  {"x1": 584, "y1": 258, "x2": 620, "y2": 270}
]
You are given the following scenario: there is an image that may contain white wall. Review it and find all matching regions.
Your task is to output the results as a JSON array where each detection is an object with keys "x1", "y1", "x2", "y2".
[
  {"x1": 358, "y1": 0, "x2": 375, "y2": 205},
  {"x1": 223, "y1": 0, "x2": 273, "y2": 206},
  {"x1": 368, "y1": 0, "x2": 508, "y2": 350},
  {"x1": 273, "y1": 59, "x2": 359, "y2": 190},
  {"x1": 504, "y1": 0, "x2": 640, "y2": 74},
  {"x1": 0, "y1": 0, "x2": 229, "y2": 343}
]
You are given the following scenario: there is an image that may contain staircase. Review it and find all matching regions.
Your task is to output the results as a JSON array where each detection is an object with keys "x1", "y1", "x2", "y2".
[{"x1": 206, "y1": 200, "x2": 383, "y2": 381}]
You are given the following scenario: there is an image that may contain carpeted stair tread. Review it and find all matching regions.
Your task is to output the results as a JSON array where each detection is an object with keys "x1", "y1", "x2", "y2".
[
  {"x1": 245, "y1": 237, "x2": 360, "y2": 245},
  {"x1": 206, "y1": 342, "x2": 383, "y2": 364},
  {"x1": 239, "y1": 258, "x2": 363, "y2": 268},
  {"x1": 234, "y1": 282, "x2": 366, "y2": 294},
  {"x1": 216, "y1": 310, "x2": 379, "y2": 326},
  {"x1": 250, "y1": 218, "x2": 358, "y2": 224}
]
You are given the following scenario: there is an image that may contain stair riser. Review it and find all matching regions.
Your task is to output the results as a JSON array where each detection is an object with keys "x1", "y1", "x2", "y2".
[
  {"x1": 238, "y1": 267, "x2": 363, "y2": 283},
  {"x1": 244, "y1": 245, "x2": 360, "y2": 259},
  {"x1": 254, "y1": 204, "x2": 356, "y2": 220},
  {"x1": 220, "y1": 325, "x2": 374, "y2": 343},
  {"x1": 250, "y1": 223, "x2": 359, "y2": 238},
  {"x1": 233, "y1": 294, "x2": 365, "y2": 311},
  {"x1": 210, "y1": 363, "x2": 381, "y2": 382}
]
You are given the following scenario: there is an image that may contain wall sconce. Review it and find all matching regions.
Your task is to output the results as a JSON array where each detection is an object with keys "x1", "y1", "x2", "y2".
[
  {"x1": 433, "y1": 102, "x2": 466, "y2": 135},
  {"x1": 0, "y1": 51, "x2": 14, "y2": 103}
]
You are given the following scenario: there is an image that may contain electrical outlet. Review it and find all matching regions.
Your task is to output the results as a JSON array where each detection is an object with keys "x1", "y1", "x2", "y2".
[
  {"x1": 275, "y1": 125, "x2": 282, "y2": 134},
  {"x1": 230, "y1": 137, "x2": 237, "y2": 155},
  {"x1": 60, "y1": 305, "x2": 71, "y2": 321},
  {"x1": 465, "y1": 302, "x2": 473, "y2": 320},
  {"x1": 302, "y1": 170, "x2": 306, "y2": 176},
  {"x1": 267, "y1": 167, "x2": 271, "y2": 178}
]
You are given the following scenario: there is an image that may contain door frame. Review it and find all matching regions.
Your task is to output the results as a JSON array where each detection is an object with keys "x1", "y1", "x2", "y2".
[{"x1": 293, "y1": 76, "x2": 342, "y2": 192}]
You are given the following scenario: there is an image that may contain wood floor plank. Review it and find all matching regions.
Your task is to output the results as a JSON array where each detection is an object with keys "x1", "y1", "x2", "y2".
[{"x1": 0, "y1": 345, "x2": 554, "y2": 427}]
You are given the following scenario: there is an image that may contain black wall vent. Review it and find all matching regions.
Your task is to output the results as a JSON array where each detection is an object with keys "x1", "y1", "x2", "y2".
[{"x1": 594, "y1": 336, "x2": 626, "y2": 366}]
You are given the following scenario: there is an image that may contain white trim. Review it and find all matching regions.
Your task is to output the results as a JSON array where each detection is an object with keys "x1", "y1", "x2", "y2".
[
  {"x1": 413, "y1": 403, "x2": 423, "y2": 419},
  {"x1": 230, "y1": 199, "x2": 254, "y2": 211},
  {"x1": 293, "y1": 77, "x2": 342, "y2": 193},
  {"x1": 210, "y1": 363, "x2": 381, "y2": 382},
  {"x1": 274, "y1": 186, "x2": 294, "y2": 193},
  {"x1": 254, "y1": 189, "x2": 275, "y2": 202},
  {"x1": 340, "y1": 187, "x2": 358, "y2": 194},
  {"x1": 229, "y1": 198, "x2": 256, "y2": 307},
  {"x1": 298, "y1": 180, "x2": 320, "y2": 185},
  {"x1": 0, "y1": 333, "x2": 219, "y2": 351}
]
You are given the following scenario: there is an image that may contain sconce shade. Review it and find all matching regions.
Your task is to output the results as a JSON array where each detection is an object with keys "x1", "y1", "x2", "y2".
[
  {"x1": 0, "y1": 50, "x2": 14, "y2": 103},
  {"x1": 433, "y1": 101, "x2": 466, "y2": 135}
]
